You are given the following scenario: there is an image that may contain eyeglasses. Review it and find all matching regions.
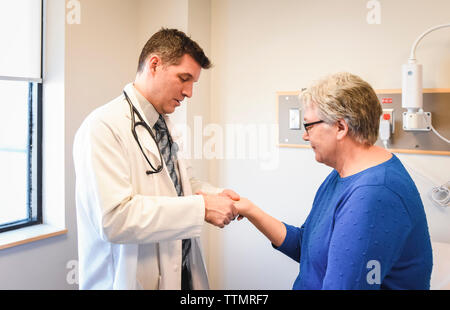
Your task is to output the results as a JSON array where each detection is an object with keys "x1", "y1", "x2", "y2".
[{"x1": 303, "y1": 120, "x2": 324, "y2": 133}]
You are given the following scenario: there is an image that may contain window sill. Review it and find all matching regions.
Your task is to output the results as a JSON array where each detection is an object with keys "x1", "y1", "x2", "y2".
[{"x1": 0, "y1": 224, "x2": 67, "y2": 250}]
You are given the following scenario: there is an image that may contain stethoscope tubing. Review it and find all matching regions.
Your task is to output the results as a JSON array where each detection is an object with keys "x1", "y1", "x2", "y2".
[{"x1": 123, "y1": 90, "x2": 164, "y2": 175}]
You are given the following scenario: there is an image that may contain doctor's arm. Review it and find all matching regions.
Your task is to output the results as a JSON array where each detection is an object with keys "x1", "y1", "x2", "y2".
[{"x1": 76, "y1": 119, "x2": 220, "y2": 244}]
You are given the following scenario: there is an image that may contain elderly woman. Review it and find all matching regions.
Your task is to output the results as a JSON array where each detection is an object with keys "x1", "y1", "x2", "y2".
[{"x1": 235, "y1": 72, "x2": 433, "y2": 290}]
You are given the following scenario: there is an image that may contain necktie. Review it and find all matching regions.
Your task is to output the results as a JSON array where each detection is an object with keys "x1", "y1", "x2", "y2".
[{"x1": 153, "y1": 115, "x2": 192, "y2": 290}]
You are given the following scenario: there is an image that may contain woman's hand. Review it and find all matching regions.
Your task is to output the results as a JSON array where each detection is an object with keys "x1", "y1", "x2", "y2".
[{"x1": 234, "y1": 197, "x2": 258, "y2": 220}]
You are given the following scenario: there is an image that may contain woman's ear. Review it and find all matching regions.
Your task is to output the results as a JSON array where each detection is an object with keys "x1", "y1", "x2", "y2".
[{"x1": 336, "y1": 119, "x2": 349, "y2": 141}]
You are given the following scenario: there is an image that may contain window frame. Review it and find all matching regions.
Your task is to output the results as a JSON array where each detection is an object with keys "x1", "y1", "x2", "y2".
[{"x1": 0, "y1": 0, "x2": 43, "y2": 234}]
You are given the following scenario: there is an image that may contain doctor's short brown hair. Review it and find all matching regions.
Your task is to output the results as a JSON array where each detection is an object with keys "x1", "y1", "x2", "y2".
[
  {"x1": 137, "y1": 28, "x2": 211, "y2": 72},
  {"x1": 300, "y1": 72, "x2": 382, "y2": 146}
]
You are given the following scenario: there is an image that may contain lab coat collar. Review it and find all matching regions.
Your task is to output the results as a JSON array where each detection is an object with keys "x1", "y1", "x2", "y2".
[
  {"x1": 123, "y1": 83, "x2": 160, "y2": 129},
  {"x1": 122, "y1": 83, "x2": 184, "y2": 198},
  {"x1": 132, "y1": 84, "x2": 160, "y2": 129},
  {"x1": 122, "y1": 83, "x2": 183, "y2": 147}
]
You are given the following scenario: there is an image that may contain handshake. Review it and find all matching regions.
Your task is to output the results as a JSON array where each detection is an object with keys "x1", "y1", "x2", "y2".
[{"x1": 197, "y1": 189, "x2": 253, "y2": 228}]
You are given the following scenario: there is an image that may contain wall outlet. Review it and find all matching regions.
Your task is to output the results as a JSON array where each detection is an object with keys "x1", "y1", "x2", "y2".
[
  {"x1": 382, "y1": 108, "x2": 395, "y2": 133},
  {"x1": 289, "y1": 108, "x2": 301, "y2": 130}
]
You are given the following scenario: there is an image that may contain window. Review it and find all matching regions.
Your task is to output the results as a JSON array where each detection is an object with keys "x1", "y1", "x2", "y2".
[{"x1": 0, "y1": 0, "x2": 43, "y2": 233}]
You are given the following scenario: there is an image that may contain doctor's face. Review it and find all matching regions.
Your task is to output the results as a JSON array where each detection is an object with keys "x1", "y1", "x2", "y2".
[{"x1": 150, "y1": 54, "x2": 201, "y2": 114}]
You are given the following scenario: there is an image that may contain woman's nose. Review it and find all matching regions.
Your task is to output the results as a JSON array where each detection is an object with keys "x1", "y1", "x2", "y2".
[{"x1": 302, "y1": 130, "x2": 309, "y2": 141}]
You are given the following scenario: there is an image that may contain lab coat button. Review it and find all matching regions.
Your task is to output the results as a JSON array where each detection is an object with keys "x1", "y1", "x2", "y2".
[{"x1": 174, "y1": 265, "x2": 179, "y2": 271}]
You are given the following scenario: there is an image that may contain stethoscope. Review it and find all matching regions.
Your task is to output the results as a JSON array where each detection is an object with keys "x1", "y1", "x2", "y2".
[{"x1": 123, "y1": 90, "x2": 164, "y2": 175}]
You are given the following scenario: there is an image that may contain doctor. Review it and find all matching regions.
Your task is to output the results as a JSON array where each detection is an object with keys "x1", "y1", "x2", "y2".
[{"x1": 73, "y1": 28, "x2": 239, "y2": 290}]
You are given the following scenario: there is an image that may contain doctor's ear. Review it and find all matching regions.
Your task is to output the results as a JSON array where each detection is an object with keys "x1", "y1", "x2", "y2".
[{"x1": 147, "y1": 55, "x2": 161, "y2": 73}]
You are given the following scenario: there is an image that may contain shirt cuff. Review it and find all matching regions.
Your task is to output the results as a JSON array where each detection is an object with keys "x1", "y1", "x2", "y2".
[{"x1": 272, "y1": 222, "x2": 298, "y2": 252}]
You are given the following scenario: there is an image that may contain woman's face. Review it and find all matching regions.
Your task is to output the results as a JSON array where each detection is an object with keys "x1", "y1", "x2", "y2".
[{"x1": 302, "y1": 105, "x2": 338, "y2": 167}]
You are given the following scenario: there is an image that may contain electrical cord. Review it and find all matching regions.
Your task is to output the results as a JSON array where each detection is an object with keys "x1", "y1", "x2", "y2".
[
  {"x1": 409, "y1": 23, "x2": 450, "y2": 62},
  {"x1": 431, "y1": 125, "x2": 450, "y2": 144},
  {"x1": 401, "y1": 160, "x2": 450, "y2": 208},
  {"x1": 418, "y1": 112, "x2": 450, "y2": 144},
  {"x1": 430, "y1": 181, "x2": 450, "y2": 208}
]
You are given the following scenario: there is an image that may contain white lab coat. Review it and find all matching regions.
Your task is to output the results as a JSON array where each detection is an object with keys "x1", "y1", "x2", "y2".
[{"x1": 73, "y1": 83, "x2": 220, "y2": 290}]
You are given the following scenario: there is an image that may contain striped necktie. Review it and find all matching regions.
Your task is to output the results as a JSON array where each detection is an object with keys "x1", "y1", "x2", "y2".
[{"x1": 153, "y1": 115, "x2": 192, "y2": 290}]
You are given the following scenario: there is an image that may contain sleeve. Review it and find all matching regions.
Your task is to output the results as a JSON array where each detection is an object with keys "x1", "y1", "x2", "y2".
[
  {"x1": 273, "y1": 223, "x2": 306, "y2": 263},
  {"x1": 321, "y1": 186, "x2": 412, "y2": 289},
  {"x1": 74, "y1": 117, "x2": 205, "y2": 245},
  {"x1": 188, "y1": 172, "x2": 223, "y2": 195}
]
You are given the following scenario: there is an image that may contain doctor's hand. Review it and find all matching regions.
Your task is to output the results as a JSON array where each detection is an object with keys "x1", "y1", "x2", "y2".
[
  {"x1": 219, "y1": 189, "x2": 245, "y2": 220},
  {"x1": 198, "y1": 192, "x2": 239, "y2": 228}
]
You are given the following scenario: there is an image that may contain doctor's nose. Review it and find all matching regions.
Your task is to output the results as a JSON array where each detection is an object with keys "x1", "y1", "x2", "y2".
[{"x1": 182, "y1": 83, "x2": 193, "y2": 98}]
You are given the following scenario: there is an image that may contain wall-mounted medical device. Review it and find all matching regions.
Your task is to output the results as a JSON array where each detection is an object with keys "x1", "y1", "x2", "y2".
[{"x1": 401, "y1": 23, "x2": 450, "y2": 142}]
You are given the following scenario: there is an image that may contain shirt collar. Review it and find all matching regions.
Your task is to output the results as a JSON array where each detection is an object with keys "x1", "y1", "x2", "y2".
[{"x1": 131, "y1": 84, "x2": 160, "y2": 128}]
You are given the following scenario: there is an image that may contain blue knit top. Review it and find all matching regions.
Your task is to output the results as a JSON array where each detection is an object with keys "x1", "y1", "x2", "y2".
[{"x1": 275, "y1": 155, "x2": 433, "y2": 289}]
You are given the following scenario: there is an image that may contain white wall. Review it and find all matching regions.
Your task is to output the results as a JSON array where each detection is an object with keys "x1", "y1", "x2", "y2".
[{"x1": 209, "y1": 0, "x2": 450, "y2": 289}]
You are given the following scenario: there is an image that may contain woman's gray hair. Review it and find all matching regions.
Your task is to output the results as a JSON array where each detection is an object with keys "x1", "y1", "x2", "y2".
[{"x1": 300, "y1": 72, "x2": 382, "y2": 146}]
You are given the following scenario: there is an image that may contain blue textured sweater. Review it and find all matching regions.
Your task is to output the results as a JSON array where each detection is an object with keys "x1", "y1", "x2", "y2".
[{"x1": 276, "y1": 155, "x2": 433, "y2": 289}]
